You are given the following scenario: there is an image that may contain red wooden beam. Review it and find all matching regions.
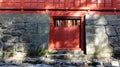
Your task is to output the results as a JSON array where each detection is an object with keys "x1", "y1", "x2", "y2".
[
  {"x1": 80, "y1": 15, "x2": 85, "y2": 52},
  {"x1": 0, "y1": 0, "x2": 119, "y2": 14},
  {"x1": 0, "y1": 0, "x2": 118, "y2": 11}
]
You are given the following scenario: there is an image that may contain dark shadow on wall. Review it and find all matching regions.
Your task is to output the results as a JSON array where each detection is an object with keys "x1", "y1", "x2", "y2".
[{"x1": 105, "y1": 18, "x2": 120, "y2": 59}]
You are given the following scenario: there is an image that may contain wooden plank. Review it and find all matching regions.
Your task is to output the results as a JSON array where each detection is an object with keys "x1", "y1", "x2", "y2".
[
  {"x1": 75, "y1": 0, "x2": 80, "y2": 7},
  {"x1": 24, "y1": 0, "x2": 31, "y2": 2},
  {"x1": 0, "y1": 0, "x2": 118, "y2": 10},
  {"x1": 81, "y1": 0, "x2": 87, "y2": 7},
  {"x1": 60, "y1": 3, "x2": 65, "y2": 8},
  {"x1": 14, "y1": 3, "x2": 21, "y2": 8},
  {"x1": 98, "y1": 3, "x2": 104, "y2": 8},
  {"x1": 38, "y1": 0, "x2": 45, "y2": 2},
  {"x1": 113, "y1": 0, "x2": 116, "y2": 8},
  {"x1": 98, "y1": 0, "x2": 104, "y2": 3},
  {"x1": 38, "y1": 3, "x2": 45, "y2": 8},
  {"x1": 31, "y1": 0, "x2": 37, "y2": 2},
  {"x1": 65, "y1": 0, "x2": 68, "y2": 8},
  {"x1": 45, "y1": 0, "x2": 48, "y2": 8},
  {"x1": 105, "y1": 4, "x2": 112, "y2": 8},
  {"x1": 105, "y1": 0, "x2": 112, "y2": 3},
  {"x1": 87, "y1": 0, "x2": 91, "y2": 7},
  {"x1": 30, "y1": 3, "x2": 38, "y2": 8}
]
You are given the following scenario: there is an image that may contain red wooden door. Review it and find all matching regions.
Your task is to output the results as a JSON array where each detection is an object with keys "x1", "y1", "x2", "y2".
[{"x1": 49, "y1": 17, "x2": 81, "y2": 50}]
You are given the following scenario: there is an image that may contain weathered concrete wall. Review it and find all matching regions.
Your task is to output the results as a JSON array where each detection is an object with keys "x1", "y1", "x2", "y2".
[
  {"x1": 86, "y1": 14, "x2": 120, "y2": 58},
  {"x1": 0, "y1": 14, "x2": 50, "y2": 58}
]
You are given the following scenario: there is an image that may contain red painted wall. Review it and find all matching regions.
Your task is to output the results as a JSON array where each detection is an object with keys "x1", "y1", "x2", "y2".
[
  {"x1": 0, "y1": 0, "x2": 118, "y2": 15},
  {"x1": 0, "y1": 0, "x2": 118, "y2": 9}
]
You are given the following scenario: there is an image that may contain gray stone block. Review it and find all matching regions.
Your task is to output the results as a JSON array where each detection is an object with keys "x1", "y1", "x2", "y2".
[
  {"x1": 5, "y1": 42, "x2": 14, "y2": 46},
  {"x1": 0, "y1": 17, "x2": 10, "y2": 22},
  {"x1": 118, "y1": 35, "x2": 120, "y2": 39},
  {"x1": 26, "y1": 29, "x2": 38, "y2": 34},
  {"x1": 2, "y1": 29, "x2": 12, "y2": 35},
  {"x1": 86, "y1": 25, "x2": 95, "y2": 34},
  {"x1": 11, "y1": 30, "x2": 24, "y2": 36},
  {"x1": 12, "y1": 17, "x2": 24, "y2": 23},
  {"x1": 86, "y1": 34, "x2": 95, "y2": 44},
  {"x1": 103, "y1": 62, "x2": 112, "y2": 67},
  {"x1": 105, "y1": 26, "x2": 117, "y2": 36},
  {"x1": 86, "y1": 14, "x2": 100, "y2": 20},
  {"x1": 4, "y1": 42, "x2": 14, "y2": 51},
  {"x1": 7, "y1": 37, "x2": 18, "y2": 43},
  {"x1": 108, "y1": 37, "x2": 120, "y2": 47},
  {"x1": 86, "y1": 19, "x2": 96, "y2": 25},
  {"x1": 105, "y1": 15, "x2": 118, "y2": 20},
  {"x1": 111, "y1": 60, "x2": 119, "y2": 67},
  {"x1": 38, "y1": 23, "x2": 50, "y2": 34},
  {"x1": 23, "y1": 14, "x2": 50, "y2": 24},
  {"x1": 115, "y1": 26, "x2": 120, "y2": 34},
  {"x1": 86, "y1": 25, "x2": 106, "y2": 35},
  {"x1": 14, "y1": 23, "x2": 25, "y2": 30},
  {"x1": 25, "y1": 23, "x2": 38, "y2": 34},
  {"x1": 95, "y1": 16, "x2": 107, "y2": 25},
  {"x1": 94, "y1": 34, "x2": 108, "y2": 46},
  {"x1": 25, "y1": 23, "x2": 37, "y2": 29},
  {"x1": 95, "y1": 26, "x2": 106, "y2": 34},
  {"x1": 1, "y1": 35, "x2": 12, "y2": 42},
  {"x1": 14, "y1": 43, "x2": 25, "y2": 52},
  {"x1": 30, "y1": 37, "x2": 41, "y2": 44},
  {"x1": 114, "y1": 47, "x2": 120, "y2": 52},
  {"x1": 108, "y1": 19, "x2": 120, "y2": 25},
  {"x1": 86, "y1": 14, "x2": 108, "y2": 25},
  {"x1": 29, "y1": 34, "x2": 49, "y2": 48}
]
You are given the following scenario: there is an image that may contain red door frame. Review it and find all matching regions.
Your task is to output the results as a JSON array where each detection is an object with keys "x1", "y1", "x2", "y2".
[
  {"x1": 49, "y1": 16, "x2": 85, "y2": 52},
  {"x1": 81, "y1": 15, "x2": 86, "y2": 54}
]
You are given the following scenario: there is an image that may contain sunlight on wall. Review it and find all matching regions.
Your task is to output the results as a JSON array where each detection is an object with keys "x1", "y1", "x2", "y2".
[
  {"x1": 86, "y1": 14, "x2": 113, "y2": 58},
  {"x1": 6, "y1": 52, "x2": 26, "y2": 64}
]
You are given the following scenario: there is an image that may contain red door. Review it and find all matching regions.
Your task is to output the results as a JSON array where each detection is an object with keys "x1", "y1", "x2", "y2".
[{"x1": 49, "y1": 17, "x2": 81, "y2": 50}]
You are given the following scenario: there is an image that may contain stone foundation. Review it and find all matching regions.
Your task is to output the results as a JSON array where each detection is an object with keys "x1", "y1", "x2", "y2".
[
  {"x1": 0, "y1": 13, "x2": 119, "y2": 60},
  {"x1": 0, "y1": 14, "x2": 50, "y2": 60},
  {"x1": 86, "y1": 14, "x2": 120, "y2": 58}
]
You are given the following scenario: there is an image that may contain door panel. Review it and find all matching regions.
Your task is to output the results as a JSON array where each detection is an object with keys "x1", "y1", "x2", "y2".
[{"x1": 49, "y1": 18, "x2": 81, "y2": 50}]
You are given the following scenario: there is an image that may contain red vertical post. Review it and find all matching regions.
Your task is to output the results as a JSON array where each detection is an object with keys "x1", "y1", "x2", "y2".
[
  {"x1": 81, "y1": 15, "x2": 86, "y2": 54},
  {"x1": 49, "y1": 16, "x2": 54, "y2": 50}
]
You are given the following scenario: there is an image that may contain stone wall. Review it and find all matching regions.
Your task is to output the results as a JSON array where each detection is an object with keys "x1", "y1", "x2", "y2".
[
  {"x1": 86, "y1": 14, "x2": 120, "y2": 58},
  {"x1": 0, "y1": 14, "x2": 50, "y2": 58},
  {"x1": 0, "y1": 13, "x2": 120, "y2": 59}
]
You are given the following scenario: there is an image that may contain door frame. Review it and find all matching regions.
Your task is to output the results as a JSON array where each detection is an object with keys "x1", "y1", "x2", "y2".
[{"x1": 49, "y1": 16, "x2": 86, "y2": 53}]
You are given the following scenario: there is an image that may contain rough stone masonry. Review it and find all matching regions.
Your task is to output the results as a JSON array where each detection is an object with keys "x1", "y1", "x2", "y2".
[
  {"x1": 0, "y1": 14, "x2": 50, "y2": 59},
  {"x1": 86, "y1": 14, "x2": 120, "y2": 58}
]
